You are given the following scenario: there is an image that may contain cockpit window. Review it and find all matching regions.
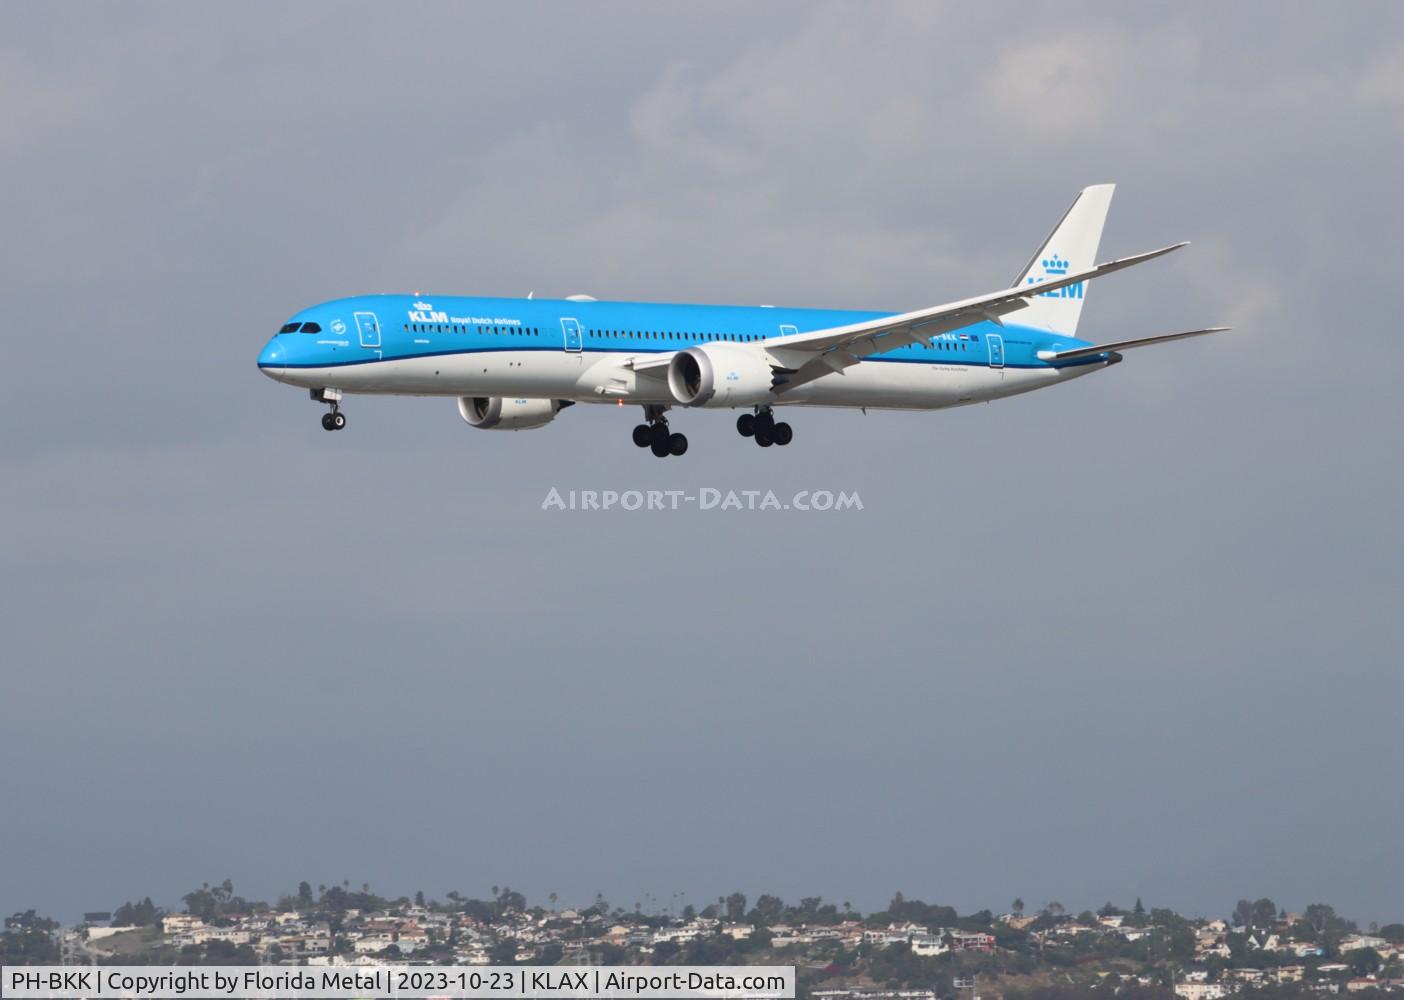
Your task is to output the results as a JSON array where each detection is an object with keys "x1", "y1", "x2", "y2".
[
  {"x1": 301, "y1": 322, "x2": 322, "y2": 333},
  {"x1": 279, "y1": 322, "x2": 301, "y2": 333}
]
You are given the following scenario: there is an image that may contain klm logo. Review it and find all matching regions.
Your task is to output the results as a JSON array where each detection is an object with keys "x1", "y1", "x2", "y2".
[
  {"x1": 1026, "y1": 252, "x2": 1084, "y2": 299},
  {"x1": 408, "y1": 300, "x2": 448, "y2": 323}
]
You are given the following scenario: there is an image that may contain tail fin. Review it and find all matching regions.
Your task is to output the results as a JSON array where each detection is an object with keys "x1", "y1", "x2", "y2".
[{"x1": 1011, "y1": 183, "x2": 1115, "y2": 337}]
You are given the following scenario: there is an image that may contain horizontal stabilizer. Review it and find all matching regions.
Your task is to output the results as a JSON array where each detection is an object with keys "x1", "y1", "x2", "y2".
[{"x1": 1038, "y1": 327, "x2": 1230, "y2": 362}]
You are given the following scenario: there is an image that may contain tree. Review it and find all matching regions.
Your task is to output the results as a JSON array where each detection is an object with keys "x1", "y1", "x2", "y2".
[
  {"x1": 725, "y1": 893, "x2": 747, "y2": 922},
  {"x1": 1304, "y1": 903, "x2": 1338, "y2": 935},
  {"x1": 1, "y1": 912, "x2": 60, "y2": 964},
  {"x1": 1134, "y1": 898, "x2": 1146, "y2": 919},
  {"x1": 113, "y1": 898, "x2": 162, "y2": 927},
  {"x1": 1351, "y1": 948, "x2": 1382, "y2": 977},
  {"x1": 1013, "y1": 898, "x2": 1025, "y2": 916},
  {"x1": 494, "y1": 887, "x2": 526, "y2": 915},
  {"x1": 749, "y1": 894, "x2": 785, "y2": 926},
  {"x1": 414, "y1": 891, "x2": 425, "y2": 907},
  {"x1": 297, "y1": 882, "x2": 314, "y2": 906}
]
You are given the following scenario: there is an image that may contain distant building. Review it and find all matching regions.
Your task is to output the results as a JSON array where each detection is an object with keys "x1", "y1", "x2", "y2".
[
  {"x1": 1174, "y1": 983, "x2": 1231, "y2": 1000},
  {"x1": 948, "y1": 931, "x2": 995, "y2": 953},
  {"x1": 1340, "y1": 935, "x2": 1388, "y2": 953},
  {"x1": 161, "y1": 914, "x2": 204, "y2": 935}
]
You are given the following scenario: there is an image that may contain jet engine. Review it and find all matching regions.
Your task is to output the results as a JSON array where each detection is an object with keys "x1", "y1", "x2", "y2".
[
  {"x1": 666, "y1": 344, "x2": 775, "y2": 407},
  {"x1": 457, "y1": 396, "x2": 570, "y2": 430}
]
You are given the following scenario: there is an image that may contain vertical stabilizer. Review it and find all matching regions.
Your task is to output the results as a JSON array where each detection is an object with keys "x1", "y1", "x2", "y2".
[{"x1": 1011, "y1": 184, "x2": 1115, "y2": 337}]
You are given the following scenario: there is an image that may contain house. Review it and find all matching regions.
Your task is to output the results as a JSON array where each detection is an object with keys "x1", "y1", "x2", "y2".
[
  {"x1": 270, "y1": 931, "x2": 330, "y2": 956},
  {"x1": 1175, "y1": 983, "x2": 1231, "y2": 1000},
  {"x1": 948, "y1": 931, "x2": 995, "y2": 953},
  {"x1": 910, "y1": 935, "x2": 948, "y2": 957},
  {"x1": 162, "y1": 914, "x2": 205, "y2": 935},
  {"x1": 1226, "y1": 969, "x2": 1264, "y2": 984},
  {"x1": 1340, "y1": 936, "x2": 1388, "y2": 954},
  {"x1": 771, "y1": 932, "x2": 812, "y2": 949}
]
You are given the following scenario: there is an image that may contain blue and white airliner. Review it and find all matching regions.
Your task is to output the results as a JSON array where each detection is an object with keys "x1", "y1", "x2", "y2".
[{"x1": 257, "y1": 185, "x2": 1225, "y2": 456}]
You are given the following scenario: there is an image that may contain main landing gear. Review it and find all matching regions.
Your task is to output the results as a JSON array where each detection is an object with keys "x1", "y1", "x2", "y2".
[
  {"x1": 737, "y1": 406, "x2": 792, "y2": 448},
  {"x1": 312, "y1": 387, "x2": 346, "y2": 431},
  {"x1": 632, "y1": 404, "x2": 687, "y2": 458}
]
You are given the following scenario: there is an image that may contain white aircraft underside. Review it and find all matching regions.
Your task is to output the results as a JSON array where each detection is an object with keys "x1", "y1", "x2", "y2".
[{"x1": 276, "y1": 347, "x2": 1095, "y2": 411}]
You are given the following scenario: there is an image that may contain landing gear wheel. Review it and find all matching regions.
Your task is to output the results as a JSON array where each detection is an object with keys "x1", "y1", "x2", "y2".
[
  {"x1": 649, "y1": 423, "x2": 671, "y2": 448},
  {"x1": 669, "y1": 432, "x2": 688, "y2": 456},
  {"x1": 321, "y1": 413, "x2": 336, "y2": 431},
  {"x1": 650, "y1": 438, "x2": 671, "y2": 458},
  {"x1": 771, "y1": 421, "x2": 792, "y2": 446},
  {"x1": 737, "y1": 413, "x2": 755, "y2": 437},
  {"x1": 632, "y1": 424, "x2": 652, "y2": 448},
  {"x1": 755, "y1": 430, "x2": 774, "y2": 448},
  {"x1": 755, "y1": 410, "x2": 775, "y2": 436},
  {"x1": 331, "y1": 411, "x2": 346, "y2": 430}
]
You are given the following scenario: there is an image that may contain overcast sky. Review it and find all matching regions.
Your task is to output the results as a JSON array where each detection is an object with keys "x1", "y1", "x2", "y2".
[{"x1": 2, "y1": 2, "x2": 1401, "y2": 925}]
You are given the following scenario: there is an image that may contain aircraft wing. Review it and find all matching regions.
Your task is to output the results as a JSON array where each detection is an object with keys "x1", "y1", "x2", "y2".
[
  {"x1": 1037, "y1": 327, "x2": 1230, "y2": 362},
  {"x1": 764, "y1": 242, "x2": 1187, "y2": 393}
]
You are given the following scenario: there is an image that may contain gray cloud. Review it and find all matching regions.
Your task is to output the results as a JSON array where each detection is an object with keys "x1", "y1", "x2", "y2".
[{"x1": 1, "y1": 1, "x2": 1400, "y2": 924}]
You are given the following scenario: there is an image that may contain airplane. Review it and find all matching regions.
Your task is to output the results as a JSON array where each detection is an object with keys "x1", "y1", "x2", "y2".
[{"x1": 257, "y1": 184, "x2": 1226, "y2": 457}]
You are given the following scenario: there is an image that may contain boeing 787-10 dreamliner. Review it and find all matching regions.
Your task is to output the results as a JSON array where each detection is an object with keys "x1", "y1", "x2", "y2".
[{"x1": 257, "y1": 184, "x2": 1225, "y2": 456}]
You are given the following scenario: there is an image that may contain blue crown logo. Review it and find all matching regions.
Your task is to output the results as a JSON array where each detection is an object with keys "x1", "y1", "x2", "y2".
[{"x1": 1042, "y1": 253, "x2": 1069, "y2": 276}]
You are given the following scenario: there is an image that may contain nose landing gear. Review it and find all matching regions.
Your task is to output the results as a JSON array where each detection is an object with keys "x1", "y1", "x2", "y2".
[
  {"x1": 739, "y1": 406, "x2": 791, "y2": 448},
  {"x1": 312, "y1": 387, "x2": 346, "y2": 431},
  {"x1": 632, "y1": 405, "x2": 687, "y2": 457}
]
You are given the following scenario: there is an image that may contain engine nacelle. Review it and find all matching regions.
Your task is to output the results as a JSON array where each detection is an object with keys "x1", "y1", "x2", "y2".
[
  {"x1": 458, "y1": 396, "x2": 567, "y2": 430},
  {"x1": 667, "y1": 344, "x2": 775, "y2": 407}
]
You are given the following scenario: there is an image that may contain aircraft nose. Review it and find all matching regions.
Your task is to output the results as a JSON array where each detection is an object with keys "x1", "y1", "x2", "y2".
[{"x1": 257, "y1": 337, "x2": 286, "y2": 380}]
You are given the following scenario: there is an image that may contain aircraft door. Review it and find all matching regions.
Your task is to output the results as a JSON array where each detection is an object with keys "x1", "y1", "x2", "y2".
[
  {"x1": 560, "y1": 317, "x2": 582, "y2": 353},
  {"x1": 355, "y1": 312, "x2": 381, "y2": 349},
  {"x1": 987, "y1": 333, "x2": 1005, "y2": 369}
]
